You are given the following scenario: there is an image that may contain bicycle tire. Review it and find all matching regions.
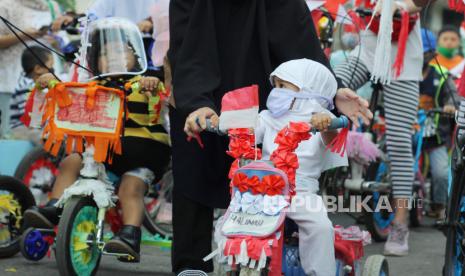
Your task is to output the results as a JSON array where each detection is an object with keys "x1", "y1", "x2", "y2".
[
  {"x1": 14, "y1": 146, "x2": 58, "y2": 206},
  {"x1": 409, "y1": 184, "x2": 424, "y2": 227},
  {"x1": 444, "y1": 166, "x2": 465, "y2": 276},
  {"x1": 0, "y1": 176, "x2": 35, "y2": 258},
  {"x1": 56, "y1": 196, "x2": 101, "y2": 276}
]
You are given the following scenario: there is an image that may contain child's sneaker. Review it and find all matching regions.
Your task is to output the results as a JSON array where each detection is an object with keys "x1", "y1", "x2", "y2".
[
  {"x1": 104, "y1": 225, "x2": 141, "y2": 262},
  {"x1": 23, "y1": 199, "x2": 61, "y2": 229},
  {"x1": 383, "y1": 222, "x2": 409, "y2": 256}
]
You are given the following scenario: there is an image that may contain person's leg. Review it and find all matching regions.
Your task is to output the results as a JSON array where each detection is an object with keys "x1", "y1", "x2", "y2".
[
  {"x1": 428, "y1": 145, "x2": 449, "y2": 219},
  {"x1": 382, "y1": 80, "x2": 419, "y2": 256},
  {"x1": 50, "y1": 154, "x2": 83, "y2": 199},
  {"x1": 334, "y1": 56, "x2": 372, "y2": 91},
  {"x1": 287, "y1": 190, "x2": 335, "y2": 276},
  {"x1": 104, "y1": 168, "x2": 153, "y2": 262},
  {"x1": 0, "y1": 92, "x2": 12, "y2": 137},
  {"x1": 118, "y1": 174, "x2": 148, "y2": 226},
  {"x1": 23, "y1": 153, "x2": 82, "y2": 228},
  {"x1": 172, "y1": 189, "x2": 214, "y2": 274}
]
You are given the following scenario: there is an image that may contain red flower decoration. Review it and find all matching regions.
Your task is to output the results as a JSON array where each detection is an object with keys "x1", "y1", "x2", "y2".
[
  {"x1": 270, "y1": 151, "x2": 299, "y2": 171},
  {"x1": 248, "y1": 175, "x2": 265, "y2": 195},
  {"x1": 228, "y1": 159, "x2": 240, "y2": 180},
  {"x1": 269, "y1": 122, "x2": 312, "y2": 196},
  {"x1": 288, "y1": 121, "x2": 311, "y2": 133},
  {"x1": 232, "y1": 172, "x2": 249, "y2": 192},
  {"x1": 262, "y1": 174, "x2": 285, "y2": 196}
]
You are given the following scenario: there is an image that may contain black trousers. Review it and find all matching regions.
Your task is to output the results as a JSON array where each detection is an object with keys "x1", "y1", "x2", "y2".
[{"x1": 171, "y1": 190, "x2": 214, "y2": 273}]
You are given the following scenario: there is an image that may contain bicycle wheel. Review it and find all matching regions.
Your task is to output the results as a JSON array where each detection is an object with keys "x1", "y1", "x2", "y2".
[
  {"x1": 364, "y1": 191, "x2": 393, "y2": 242},
  {"x1": 143, "y1": 170, "x2": 173, "y2": 239},
  {"x1": 409, "y1": 181, "x2": 424, "y2": 228},
  {"x1": 0, "y1": 176, "x2": 35, "y2": 258},
  {"x1": 362, "y1": 255, "x2": 389, "y2": 276},
  {"x1": 20, "y1": 227, "x2": 50, "y2": 261},
  {"x1": 14, "y1": 146, "x2": 59, "y2": 206},
  {"x1": 444, "y1": 165, "x2": 465, "y2": 276},
  {"x1": 364, "y1": 161, "x2": 393, "y2": 242},
  {"x1": 56, "y1": 197, "x2": 101, "y2": 276}
]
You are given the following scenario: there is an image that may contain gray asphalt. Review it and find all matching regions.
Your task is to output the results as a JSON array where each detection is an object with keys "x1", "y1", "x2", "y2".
[{"x1": 0, "y1": 215, "x2": 445, "y2": 276}]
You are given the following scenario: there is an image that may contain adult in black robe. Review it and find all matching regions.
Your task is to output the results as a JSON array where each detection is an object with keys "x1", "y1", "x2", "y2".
[{"x1": 168, "y1": 0, "x2": 371, "y2": 273}]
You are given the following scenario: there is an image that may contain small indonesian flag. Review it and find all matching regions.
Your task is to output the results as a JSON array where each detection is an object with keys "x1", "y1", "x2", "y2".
[
  {"x1": 324, "y1": 0, "x2": 349, "y2": 22},
  {"x1": 306, "y1": 0, "x2": 325, "y2": 11},
  {"x1": 219, "y1": 85, "x2": 259, "y2": 131}
]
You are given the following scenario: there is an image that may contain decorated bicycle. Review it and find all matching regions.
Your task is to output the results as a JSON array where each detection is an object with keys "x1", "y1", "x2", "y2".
[
  {"x1": 17, "y1": 17, "x2": 172, "y2": 275},
  {"x1": 201, "y1": 58, "x2": 388, "y2": 276}
]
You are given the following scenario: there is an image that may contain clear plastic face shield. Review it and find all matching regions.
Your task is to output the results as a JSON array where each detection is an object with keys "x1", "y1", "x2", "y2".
[{"x1": 83, "y1": 18, "x2": 147, "y2": 80}]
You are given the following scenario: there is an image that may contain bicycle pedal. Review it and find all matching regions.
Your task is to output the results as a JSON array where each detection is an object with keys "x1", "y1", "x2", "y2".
[
  {"x1": 435, "y1": 220, "x2": 452, "y2": 228},
  {"x1": 102, "y1": 251, "x2": 131, "y2": 258}
]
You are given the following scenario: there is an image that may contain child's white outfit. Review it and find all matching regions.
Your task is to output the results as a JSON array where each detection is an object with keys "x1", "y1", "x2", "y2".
[{"x1": 255, "y1": 59, "x2": 348, "y2": 276}]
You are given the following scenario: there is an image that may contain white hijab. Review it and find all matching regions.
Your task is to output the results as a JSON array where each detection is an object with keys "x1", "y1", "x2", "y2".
[
  {"x1": 269, "y1": 58, "x2": 337, "y2": 102},
  {"x1": 263, "y1": 59, "x2": 337, "y2": 131}
]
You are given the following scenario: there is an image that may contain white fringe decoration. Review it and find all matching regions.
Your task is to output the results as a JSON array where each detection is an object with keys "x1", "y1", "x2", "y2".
[
  {"x1": 370, "y1": 0, "x2": 394, "y2": 84},
  {"x1": 238, "y1": 240, "x2": 249, "y2": 266},
  {"x1": 257, "y1": 248, "x2": 267, "y2": 271},
  {"x1": 55, "y1": 178, "x2": 115, "y2": 209}
]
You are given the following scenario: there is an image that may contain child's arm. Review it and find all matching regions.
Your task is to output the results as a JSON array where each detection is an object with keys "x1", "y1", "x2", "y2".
[{"x1": 310, "y1": 112, "x2": 337, "y2": 145}]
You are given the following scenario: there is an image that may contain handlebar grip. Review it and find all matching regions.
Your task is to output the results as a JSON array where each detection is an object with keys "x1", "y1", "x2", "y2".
[
  {"x1": 64, "y1": 26, "x2": 80, "y2": 35},
  {"x1": 197, "y1": 118, "x2": 225, "y2": 135},
  {"x1": 355, "y1": 8, "x2": 402, "y2": 19},
  {"x1": 328, "y1": 116, "x2": 349, "y2": 130},
  {"x1": 200, "y1": 116, "x2": 348, "y2": 135}
]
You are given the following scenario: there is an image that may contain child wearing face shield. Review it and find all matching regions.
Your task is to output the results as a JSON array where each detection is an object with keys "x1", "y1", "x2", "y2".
[
  {"x1": 23, "y1": 18, "x2": 171, "y2": 263},
  {"x1": 254, "y1": 59, "x2": 348, "y2": 276}
]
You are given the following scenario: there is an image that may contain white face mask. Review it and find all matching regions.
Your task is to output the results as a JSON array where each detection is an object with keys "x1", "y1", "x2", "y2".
[{"x1": 266, "y1": 87, "x2": 334, "y2": 118}]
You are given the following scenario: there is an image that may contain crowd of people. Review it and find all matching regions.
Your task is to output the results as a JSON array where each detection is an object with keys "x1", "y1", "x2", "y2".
[{"x1": 0, "y1": 0, "x2": 462, "y2": 275}]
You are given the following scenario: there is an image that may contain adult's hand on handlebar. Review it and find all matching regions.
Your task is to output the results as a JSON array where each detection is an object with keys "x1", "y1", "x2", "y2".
[
  {"x1": 51, "y1": 15, "x2": 75, "y2": 32},
  {"x1": 443, "y1": 105, "x2": 456, "y2": 115},
  {"x1": 335, "y1": 88, "x2": 373, "y2": 128},
  {"x1": 184, "y1": 107, "x2": 219, "y2": 138}
]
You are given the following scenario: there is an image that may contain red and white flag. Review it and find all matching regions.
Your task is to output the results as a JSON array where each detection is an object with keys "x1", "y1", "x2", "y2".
[{"x1": 219, "y1": 85, "x2": 259, "y2": 131}]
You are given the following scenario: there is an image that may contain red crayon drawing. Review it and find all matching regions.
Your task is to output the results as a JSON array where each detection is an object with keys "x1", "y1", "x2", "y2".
[{"x1": 57, "y1": 90, "x2": 117, "y2": 129}]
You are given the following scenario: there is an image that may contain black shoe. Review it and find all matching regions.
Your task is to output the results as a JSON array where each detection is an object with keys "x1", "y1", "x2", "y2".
[
  {"x1": 23, "y1": 199, "x2": 61, "y2": 229},
  {"x1": 104, "y1": 225, "x2": 141, "y2": 263}
]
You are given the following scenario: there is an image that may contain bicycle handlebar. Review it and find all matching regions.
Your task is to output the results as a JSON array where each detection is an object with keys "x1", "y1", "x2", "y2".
[
  {"x1": 420, "y1": 108, "x2": 455, "y2": 118},
  {"x1": 199, "y1": 115, "x2": 350, "y2": 135},
  {"x1": 355, "y1": 8, "x2": 402, "y2": 19}
]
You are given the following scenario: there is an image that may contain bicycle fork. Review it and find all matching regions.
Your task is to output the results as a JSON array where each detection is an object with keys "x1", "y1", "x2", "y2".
[{"x1": 95, "y1": 207, "x2": 106, "y2": 250}]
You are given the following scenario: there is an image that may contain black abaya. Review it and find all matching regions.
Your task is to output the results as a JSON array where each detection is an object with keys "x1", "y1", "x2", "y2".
[{"x1": 168, "y1": 0, "x2": 335, "y2": 209}]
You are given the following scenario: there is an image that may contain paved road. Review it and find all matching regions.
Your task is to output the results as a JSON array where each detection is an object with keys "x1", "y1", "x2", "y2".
[{"x1": 0, "y1": 215, "x2": 445, "y2": 276}]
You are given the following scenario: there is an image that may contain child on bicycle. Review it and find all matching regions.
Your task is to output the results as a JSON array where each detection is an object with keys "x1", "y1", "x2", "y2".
[
  {"x1": 254, "y1": 58, "x2": 348, "y2": 276},
  {"x1": 23, "y1": 18, "x2": 171, "y2": 262},
  {"x1": 420, "y1": 29, "x2": 459, "y2": 220}
]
